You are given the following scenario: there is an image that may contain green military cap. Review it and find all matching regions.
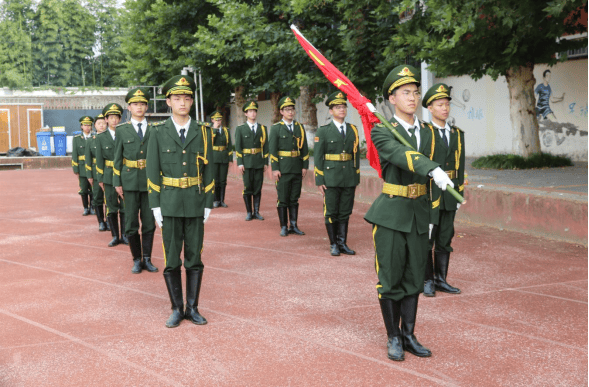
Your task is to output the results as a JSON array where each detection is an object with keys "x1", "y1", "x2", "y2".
[
  {"x1": 102, "y1": 103, "x2": 123, "y2": 117},
  {"x1": 210, "y1": 110, "x2": 223, "y2": 120},
  {"x1": 243, "y1": 101, "x2": 258, "y2": 112},
  {"x1": 382, "y1": 65, "x2": 421, "y2": 99},
  {"x1": 325, "y1": 91, "x2": 347, "y2": 107},
  {"x1": 422, "y1": 83, "x2": 452, "y2": 108},
  {"x1": 94, "y1": 113, "x2": 105, "y2": 122},
  {"x1": 278, "y1": 96, "x2": 295, "y2": 110},
  {"x1": 162, "y1": 75, "x2": 196, "y2": 98},
  {"x1": 79, "y1": 116, "x2": 94, "y2": 125},
  {"x1": 125, "y1": 87, "x2": 150, "y2": 104}
]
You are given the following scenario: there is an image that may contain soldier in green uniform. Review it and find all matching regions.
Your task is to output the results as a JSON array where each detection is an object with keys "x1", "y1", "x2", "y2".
[
  {"x1": 422, "y1": 83, "x2": 464, "y2": 297},
  {"x1": 211, "y1": 110, "x2": 233, "y2": 208},
  {"x1": 72, "y1": 116, "x2": 94, "y2": 216},
  {"x1": 234, "y1": 101, "x2": 268, "y2": 221},
  {"x1": 113, "y1": 88, "x2": 158, "y2": 274},
  {"x1": 269, "y1": 96, "x2": 309, "y2": 237},
  {"x1": 364, "y1": 65, "x2": 454, "y2": 361},
  {"x1": 314, "y1": 92, "x2": 360, "y2": 255},
  {"x1": 146, "y1": 75, "x2": 214, "y2": 328},
  {"x1": 85, "y1": 114, "x2": 109, "y2": 232},
  {"x1": 96, "y1": 103, "x2": 128, "y2": 247}
]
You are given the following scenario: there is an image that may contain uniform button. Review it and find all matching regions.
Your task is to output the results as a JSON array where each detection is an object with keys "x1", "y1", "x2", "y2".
[
  {"x1": 183, "y1": 162, "x2": 187, "y2": 166},
  {"x1": 184, "y1": 173, "x2": 187, "y2": 177},
  {"x1": 343, "y1": 166, "x2": 346, "y2": 169},
  {"x1": 167, "y1": 149, "x2": 170, "y2": 152},
  {"x1": 127, "y1": 169, "x2": 130, "y2": 172},
  {"x1": 140, "y1": 151, "x2": 143, "y2": 154},
  {"x1": 182, "y1": 150, "x2": 186, "y2": 154}
]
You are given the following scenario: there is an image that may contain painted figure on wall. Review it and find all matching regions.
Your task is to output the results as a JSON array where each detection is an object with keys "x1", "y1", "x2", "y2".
[{"x1": 535, "y1": 70, "x2": 565, "y2": 120}]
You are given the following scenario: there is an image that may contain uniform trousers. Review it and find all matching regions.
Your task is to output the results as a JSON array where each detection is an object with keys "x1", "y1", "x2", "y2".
[
  {"x1": 91, "y1": 179, "x2": 104, "y2": 207},
  {"x1": 78, "y1": 175, "x2": 91, "y2": 195},
  {"x1": 104, "y1": 183, "x2": 125, "y2": 216},
  {"x1": 162, "y1": 216, "x2": 204, "y2": 273},
  {"x1": 276, "y1": 173, "x2": 302, "y2": 207},
  {"x1": 323, "y1": 186, "x2": 355, "y2": 224},
  {"x1": 123, "y1": 190, "x2": 155, "y2": 236},
  {"x1": 372, "y1": 219, "x2": 427, "y2": 301},
  {"x1": 213, "y1": 163, "x2": 229, "y2": 186},
  {"x1": 242, "y1": 168, "x2": 264, "y2": 195},
  {"x1": 428, "y1": 209, "x2": 456, "y2": 253}
]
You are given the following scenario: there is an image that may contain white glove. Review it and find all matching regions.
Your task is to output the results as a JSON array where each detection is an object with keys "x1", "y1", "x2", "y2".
[
  {"x1": 431, "y1": 167, "x2": 454, "y2": 191},
  {"x1": 456, "y1": 203, "x2": 461, "y2": 210},
  {"x1": 152, "y1": 207, "x2": 163, "y2": 228},
  {"x1": 203, "y1": 208, "x2": 211, "y2": 224},
  {"x1": 429, "y1": 223, "x2": 434, "y2": 239}
]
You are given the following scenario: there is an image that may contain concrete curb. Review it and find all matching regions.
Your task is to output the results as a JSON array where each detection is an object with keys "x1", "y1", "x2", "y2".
[{"x1": 0, "y1": 156, "x2": 72, "y2": 170}]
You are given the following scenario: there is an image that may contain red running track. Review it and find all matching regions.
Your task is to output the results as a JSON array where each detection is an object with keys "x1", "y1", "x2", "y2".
[{"x1": 0, "y1": 169, "x2": 586, "y2": 386}]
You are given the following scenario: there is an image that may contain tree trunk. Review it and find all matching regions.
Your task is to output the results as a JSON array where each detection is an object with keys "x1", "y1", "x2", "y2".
[
  {"x1": 299, "y1": 85, "x2": 318, "y2": 148},
  {"x1": 505, "y1": 64, "x2": 541, "y2": 157},
  {"x1": 234, "y1": 85, "x2": 246, "y2": 125},
  {"x1": 270, "y1": 92, "x2": 281, "y2": 124}
]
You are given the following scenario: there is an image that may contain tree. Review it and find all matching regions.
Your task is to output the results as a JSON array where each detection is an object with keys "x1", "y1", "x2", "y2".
[
  {"x1": 394, "y1": 0, "x2": 587, "y2": 157},
  {"x1": 32, "y1": 0, "x2": 95, "y2": 86},
  {"x1": 0, "y1": 0, "x2": 35, "y2": 87}
]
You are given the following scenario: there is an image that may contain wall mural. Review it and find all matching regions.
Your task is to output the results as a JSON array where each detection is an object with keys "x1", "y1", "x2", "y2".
[{"x1": 535, "y1": 69, "x2": 588, "y2": 150}]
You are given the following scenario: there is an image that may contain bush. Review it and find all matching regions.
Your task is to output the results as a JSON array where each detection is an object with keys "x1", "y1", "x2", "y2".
[{"x1": 472, "y1": 153, "x2": 573, "y2": 170}]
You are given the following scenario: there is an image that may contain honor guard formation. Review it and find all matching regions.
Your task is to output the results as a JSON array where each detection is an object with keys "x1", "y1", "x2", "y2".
[{"x1": 71, "y1": 67, "x2": 464, "y2": 361}]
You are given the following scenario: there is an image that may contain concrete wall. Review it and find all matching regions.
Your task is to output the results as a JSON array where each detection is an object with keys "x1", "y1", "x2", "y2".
[{"x1": 432, "y1": 59, "x2": 588, "y2": 161}]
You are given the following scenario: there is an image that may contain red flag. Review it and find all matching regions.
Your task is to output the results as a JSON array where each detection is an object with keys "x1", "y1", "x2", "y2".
[{"x1": 291, "y1": 25, "x2": 382, "y2": 177}]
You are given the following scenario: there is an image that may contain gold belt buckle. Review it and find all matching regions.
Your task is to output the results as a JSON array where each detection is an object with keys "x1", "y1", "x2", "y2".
[
  {"x1": 179, "y1": 177, "x2": 189, "y2": 189},
  {"x1": 407, "y1": 184, "x2": 419, "y2": 199},
  {"x1": 292, "y1": 151, "x2": 298, "y2": 157},
  {"x1": 137, "y1": 159, "x2": 146, "y2": 169}
]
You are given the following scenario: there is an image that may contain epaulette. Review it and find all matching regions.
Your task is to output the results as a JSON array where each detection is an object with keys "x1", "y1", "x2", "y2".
[
  {"x1": 116, "y1": 121, "x2": 128, "y2": 127},
  {"x1": 196, "y1": 121, "x2": 210, "y2": 127},
  {"x1": 453, "y1": 125, "x2": 464, "y2": 132},
  {"x1": 75, "y1": 134, "x2": 82, "y2": 138},
  {"x1": 375, "y1": 123, "x2": 385, "y2": 128},
  {"x1": 92, "y1": 135, "x2": 96, "y2": 139},
  {"x1": 149, "y1": 121, "x2": 165, "y2": 126}
]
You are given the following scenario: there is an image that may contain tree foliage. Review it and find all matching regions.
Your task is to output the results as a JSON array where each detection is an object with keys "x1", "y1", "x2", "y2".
[{"x1": 0, "y1": 0, "x2": 35, "y2": 87}]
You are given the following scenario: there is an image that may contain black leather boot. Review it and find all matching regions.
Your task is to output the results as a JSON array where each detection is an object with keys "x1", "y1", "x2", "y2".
[
  {"x1": 400, "y1": 294, "x2": 431, "y2": 357},
  {"x1": 81, "y1": 194, "x2": 90, "y2": 216},
  {"x1": 119, "y1": 212, "x2": 129, "y2": 245},
  {"x1": 163, "y1": 269, "x2": 184, "y2": 328},
  {"x1": 434, "y1": 251, "x2": 460, "y2": 294},
  {"x1": 107, "y1": 213, "x2": 121, "y2": 247},
  {"x1": 141, "y1": 232, "x2": 158, "y2": 272},
  {"x1": 424, "y1": 250, "x2": 436, "y2": 297},
  {"x1": 219, "y1": 184, "x2": 228, "y2": 208},
  {"x1": 253, "y1": 193, "x2": 264, "y2": 220},
  {"x1": 379, "y1": 298, "x2": 404, "y2": 361},
  {"x1": 277, "y1": 207, "x2": 289, "y2": 237},
  {"x1": 244, "y1": 194, "x2": 253, "y2": 221},
  {"x1": 336, "y1": 220, "x2": 355, "y2": 255},
  {"x1": 288, "y1": 203, "x2": 305, "y2": 235},
  {"x1": 89, "y1": 193, "x2": 95, "y2": 215},
  {"x1": 128, "y1": 233, "x2": 143, "y2": 274},
  {"x1": 326, "y1": 223, "x2": 340, "y2": 256},
  {"x1": 213, "y1": 184, "x2": 220, "y2": 208},
  {"x1": 96, "y1": 205, "x2": 108, "y2": 232},
  {"x1": 434, "y1": 251, "x2": 461, "y2": 294},
  {"x1": 185, "y1": 269, "x2": 207, "y2": 325}
]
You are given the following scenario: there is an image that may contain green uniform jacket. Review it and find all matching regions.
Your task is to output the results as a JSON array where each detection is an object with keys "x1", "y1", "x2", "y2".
[
  {"x1": 364, "y1": 119, "x2": 440, "y2": 235},
  {"x1": 71, "y1": 135, "x2": 88, "y2": 174},
  {"x1": 112, "y1": 122, "x2": 153, "y2": 191},
  {"x1": 212, "y1": 126, "x2": 233, "y2": 164},
  {"x1": 95, "y1": 130, "x2": 116, "y2": 185},
  {"x1": 430, "y1": 124, "x2": 465, "y2": 213},
  {"x1": 269, "y1": 121, "x2": 309, "y2": 173},
  {"x1": 235, "y1": 123, "x2": 269, "y2": 169},
  {"x1": 84, "y1": 136, "x2": 98, "y2": 179},
  {"x1": 146, "y1": 118, "x2": 214, "y2": 217},
  {"x1": 314, "y1": 121, "x2": 360, "y2": 187}
]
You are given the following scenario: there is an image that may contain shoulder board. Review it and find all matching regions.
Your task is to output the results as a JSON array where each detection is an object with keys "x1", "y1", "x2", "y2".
[
  {"x1": 116, "y1": 121, "x2": 128, "y2": 127},
  {"x1": 375, "y1": 123, "x2": 385, "y2": 128},
  {"x1": 150, "y1": 121, "x2": 165, "y2": 126},
  {"x1": 75, "y1": 134, "x2": 82, "y2": 138},
  {"x1": 279, "y1": 122, "x2": 285, "y2": 125},
  {"x1": 453, "y1": 126, "x2": 463, "y2": 132}
]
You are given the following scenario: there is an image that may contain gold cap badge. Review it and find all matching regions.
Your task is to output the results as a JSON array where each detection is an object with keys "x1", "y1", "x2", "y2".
[
  {"x1": 397, "y1": 67, "x2": 415, "y2": 77},
  {"x1": 176, "y1": 77, "x2": 191, "y2": 86},
  {"x1": 435, "y1": 85, "x2": 448, "y2": 93}
]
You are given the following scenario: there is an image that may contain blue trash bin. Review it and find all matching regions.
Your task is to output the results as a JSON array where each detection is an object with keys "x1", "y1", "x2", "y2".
[
  {"x1": 36, "y1": 132, "x2": 52, "y2": 156},
  {"x1": 54, "y1": 132, "x2": 67, "y2": 156}
]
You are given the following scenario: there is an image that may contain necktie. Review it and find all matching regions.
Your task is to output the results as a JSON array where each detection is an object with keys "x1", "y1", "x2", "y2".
[
  {"x1": 137, "y1": 123, "x2": 143, "y2": 141},
  {"x1": 180, "y1": 128, "x2": 186, "y2": 143},
  {"x1": 440, "y1": 129, "x2": 448, "y2": 147},
  {"x1": 340, "y1": 125, "x2": 345, "y2": 139},
  {"x1": 251, "y1": 124, "x2": 256, "y2": 137},
  {"x1": 288, "y1": 124, "x2": 293, "y2": 133},
  {"x1": 408, "y1": 127, "x2": 417, "y2": 148}
]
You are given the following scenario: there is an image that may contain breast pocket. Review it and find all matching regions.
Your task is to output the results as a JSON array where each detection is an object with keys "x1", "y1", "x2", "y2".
[
  {"x1": 161, "y1": 146, "x2": 177, "y2": 163},
  {"x1": 326, "y1": 139, "x2": 340, "y2": 154}
]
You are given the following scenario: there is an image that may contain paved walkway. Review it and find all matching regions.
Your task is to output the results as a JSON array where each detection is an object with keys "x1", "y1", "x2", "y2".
[{"x1": 0, "y1": 169, "x2": 586, "y2": 386}]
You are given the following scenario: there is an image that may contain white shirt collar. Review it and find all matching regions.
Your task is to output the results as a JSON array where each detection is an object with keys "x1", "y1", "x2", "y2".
[
  {"x1": 131, "y1": 117, "x2": 148, "y2": 133},
  {"x1": 108, "y1": 128, "x2": 116, "y2": 139},
  {"x1": 171, "y1": 117, "x2": 191, "y2": 136},
  {"x1": 83, "y1": 133, "x2": 91, "y2": 139},
  {"x1": 332, "y1": 119, "x2": 346, "y2": 133},
  {"x1": 431, "y1": 120, "x2": 450, "y2": 132},
  {"x1": 282, "y1": 119, "x2": 293, "y2": 126},
  {"x1": 394, "y1": 114, "x2": 419, "y2": 132},
  {"x1": 248, "y1": 121, "x2": 257, "y2": 131}
]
